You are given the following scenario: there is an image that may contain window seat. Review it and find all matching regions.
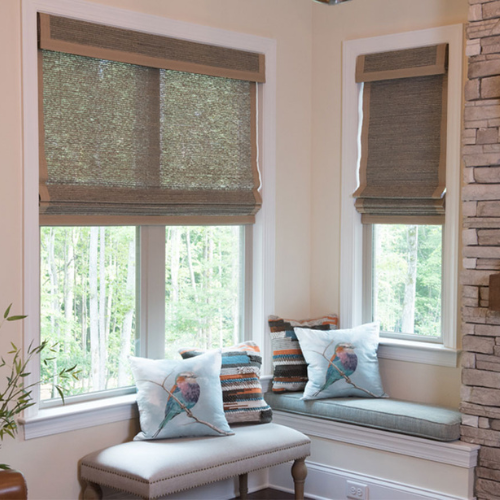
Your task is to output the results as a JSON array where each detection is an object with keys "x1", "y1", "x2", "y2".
[{"x1": 265, "y1": 392, "x2": 461, "y2": 442}]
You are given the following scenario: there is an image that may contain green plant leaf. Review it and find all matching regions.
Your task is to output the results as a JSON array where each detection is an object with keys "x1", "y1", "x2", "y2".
[
  {"x1": 6, "y1": 315, "x2": 27, "y2": 322},
  {"x1": 0, "y1": 464, "x2": 11, "y2": 470},
  {"x1": 55, "y1": 385, "x2": 65, "y2": 404},
  {"x1": 3, "y1": 304, "x2": 12, "y2": 319}
]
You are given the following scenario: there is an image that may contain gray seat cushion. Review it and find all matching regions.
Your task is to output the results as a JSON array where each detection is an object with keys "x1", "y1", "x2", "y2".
[
  {"x1": 265, "y1": 392, "x2": 461, "y2": 442},
  {"x1": 81, "y1": 423, "x2": 310, "y2": 499}
]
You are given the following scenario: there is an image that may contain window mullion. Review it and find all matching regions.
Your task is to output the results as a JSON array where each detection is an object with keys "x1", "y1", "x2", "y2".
[
  {"x1": 139, "y1": 226, "x2": 166, "y2": 359},
  {"x1": 243, "y1": 225, "x2": 253, "y2": 341},
  {"x1": 362, "y1": 224, "x2": 373, "y2": 325}
]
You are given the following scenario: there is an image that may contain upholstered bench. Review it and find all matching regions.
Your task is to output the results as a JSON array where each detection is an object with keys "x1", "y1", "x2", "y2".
[
  {"x1": 265, "y1": 392, "x2": 462, "y2": 441},
  {"x1": 80, "y1": 423, "x2": 311, "y2": 500}
]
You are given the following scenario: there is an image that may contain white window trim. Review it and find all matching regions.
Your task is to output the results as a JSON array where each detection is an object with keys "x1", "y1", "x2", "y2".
[
  {"x1": 21, "y1": 0, "x2": 276, "y2": 439},
  {"x1": 340, "y1": 25, "x2": 463, "y2": 367}
]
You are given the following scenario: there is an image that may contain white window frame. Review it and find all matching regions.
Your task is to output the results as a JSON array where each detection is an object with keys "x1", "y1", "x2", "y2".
[
  {"x1": 340, "y1": 25, "x2": 463, "y2": 367},
  {"x1": 21, "y1": 0, "x2": 276, "y2": 438}
]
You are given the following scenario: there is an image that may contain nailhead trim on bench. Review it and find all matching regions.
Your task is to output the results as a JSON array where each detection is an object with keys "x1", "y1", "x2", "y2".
[{"x1": 82, "y1": 440, "x2": 311, "y2": 498}]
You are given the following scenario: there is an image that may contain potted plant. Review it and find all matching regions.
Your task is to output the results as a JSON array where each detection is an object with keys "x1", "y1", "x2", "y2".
[{"x1": 0, "y1": 304, "x2": 78, "y2": 497}]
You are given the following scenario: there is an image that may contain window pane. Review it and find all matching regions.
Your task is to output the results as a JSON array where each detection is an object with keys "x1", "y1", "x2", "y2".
[
  {"x1": 165, "y1": 226, "x2": 243, "y2": 358},
  {"x1": 372, "y1": 224, "x2": 442, "y2": 338},
  {"x1": 40, "y1": 227, "x2": 137, "y2": 400}
]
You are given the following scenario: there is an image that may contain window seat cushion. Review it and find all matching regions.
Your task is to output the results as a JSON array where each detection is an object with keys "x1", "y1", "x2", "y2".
[{"x1": 265, "y1": 392, "x2": 461, "y2": 442}]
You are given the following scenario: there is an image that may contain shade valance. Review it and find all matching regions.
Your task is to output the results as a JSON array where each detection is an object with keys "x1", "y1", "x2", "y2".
[
  {"x1": 353, "y1": 44, "x2": 448, "y2": 224},
  {"x1": 39, "y1": 14, "x2": 265, "y2": 83},
  {"x1": 38, "y1": 14, "x2": 263, "y2": 225}
]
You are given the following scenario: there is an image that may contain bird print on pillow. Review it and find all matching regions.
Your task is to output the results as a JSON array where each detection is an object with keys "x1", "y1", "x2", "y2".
[
  {"x1": 313, "y1": 343, "x2": 358, "y2": 397},
  {"x1": 153, "y1": 371, "x2": 200, "y2": 438}
]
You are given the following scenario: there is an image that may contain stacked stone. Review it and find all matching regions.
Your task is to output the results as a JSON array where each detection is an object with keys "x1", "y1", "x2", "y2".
[{"x1": 462, "y1": 2, "x2": 500, "y2": 499}]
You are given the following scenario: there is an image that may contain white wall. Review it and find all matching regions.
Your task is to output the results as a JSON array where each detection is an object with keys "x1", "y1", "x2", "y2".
[{"x1": 0, "y1": 0, "x2": 469, "y2": 498}]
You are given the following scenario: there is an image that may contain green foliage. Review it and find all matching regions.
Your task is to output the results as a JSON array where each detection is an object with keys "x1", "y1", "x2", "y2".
[
  {"x1": 40, "y1": 225, "x2": 243, "y2": 398},
  {"x1": 0, "y1": 305, "x2": 79, "y2": 469},
  {"x1": 40, "y1": 227, "x2": 136, "y2": 398},
  {"x1": 164, "y1": 226, "x2": 242, "y2": 358},
  {"x1": 373, "y1": 225, "x2": 442, "y2": 337}
]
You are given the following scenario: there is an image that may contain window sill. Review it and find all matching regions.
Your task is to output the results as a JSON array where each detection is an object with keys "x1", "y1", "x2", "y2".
[
  {"x1": 378, "y1": 338, "x2": 460, "y2": 368},
  {"x1": 19, "y1": 394, "x2": 139, "y2": 440}
]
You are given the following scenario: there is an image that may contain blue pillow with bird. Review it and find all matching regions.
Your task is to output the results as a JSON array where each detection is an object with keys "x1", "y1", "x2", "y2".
[
  {"x1": 295, "y1": 322, "x2": 387, "y2": 400},
  {"x1": 130, "y1": 349, "x2": 233, "y2": 440}
]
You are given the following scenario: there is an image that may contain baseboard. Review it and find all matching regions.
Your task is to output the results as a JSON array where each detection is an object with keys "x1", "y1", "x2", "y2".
[{"x1": 269, "y1": 461, "x2": 475, "y2": 500}]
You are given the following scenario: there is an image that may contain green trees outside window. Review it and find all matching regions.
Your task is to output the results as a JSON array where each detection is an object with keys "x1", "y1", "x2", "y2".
[
  {"x1": 164, "y1": 226, "x2": 243, "y2": 359},
  {"x1": 372, "y1": 224, "x2": 442, "y2": 338},
  {"x1": 40, "y1": 225, "x2": 243, "y2": 401},
  {"x1": 40, "y1": 227, "x2": 136, "y2": 399}
]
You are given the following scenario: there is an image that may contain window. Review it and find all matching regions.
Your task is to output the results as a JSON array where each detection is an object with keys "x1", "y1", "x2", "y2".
[
  {"x1": 40, "y1": 226, "x2": 137, "y2": 401},
  {"x1": 341, "y1": 26, "x2": 462, "y2": 365},
  {"x1": 22, "y1": 0, "x2": 276, "y2": 438},
  {"x1": 164, "y1": 226, "x2": 246, "y2": 358},
  {"x1": 363, "y1": 224, "x2": 443, "y2": 342},
  {"x1": 36, "y1": 13, "x2": 262, "y2": 406},
  {"x1": 40, "y1": 225, "x2": 245, "y2": 405},
  {"x1": 354, "y1": 42, "x2": 448, "y2": 343}
]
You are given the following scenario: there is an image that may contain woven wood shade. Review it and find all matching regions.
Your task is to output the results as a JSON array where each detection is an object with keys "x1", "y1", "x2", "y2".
[
  {"x1": 38, "y1": 15, "x2": 263, "y2": 225},
  {"x1": 39, "y1": 14, "x2": 265, "y2": 83},
  {"x1": 353, "y1": 44, "x2": 448, "y2": 224}
]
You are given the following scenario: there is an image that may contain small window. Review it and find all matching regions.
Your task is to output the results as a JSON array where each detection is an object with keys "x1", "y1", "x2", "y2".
[
  {"x1": 341, "y1": 26, "x2": 462, "y2": 360},
  {"x1": 364, "y1": 224, "x2": 443, "y2": 342}
]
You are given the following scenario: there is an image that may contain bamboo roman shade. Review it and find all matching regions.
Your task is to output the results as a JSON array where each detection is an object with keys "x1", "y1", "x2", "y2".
[
  {"x1": 353, "y1": 44, "x2": 448, "y2": 224},
  {"x1": 38, "y1": 14, "x2": 265, "y2": 225}
]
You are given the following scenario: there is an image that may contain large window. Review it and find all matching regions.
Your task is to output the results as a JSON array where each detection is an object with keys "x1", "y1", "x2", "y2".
[
  {"x1": 22, "y1": 0, "x2": 275, "y2": 438},
  {"x1": 40, "y1": 225, "x2": 245, "y2": 404},
  {"x1": 35, "y1": 12, "x2": 263, "y2": 407}
]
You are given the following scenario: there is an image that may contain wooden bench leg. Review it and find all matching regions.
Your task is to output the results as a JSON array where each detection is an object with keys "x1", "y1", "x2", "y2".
[
  {"x1": 239, "y1": 473, "x2": 248, "y2": 499},
  {"x1": 291, "y1": 458, "x2": 307, "y2": 500},
  {"x1": 83, "y1": 482, "x2": 103, "y2": 500}
]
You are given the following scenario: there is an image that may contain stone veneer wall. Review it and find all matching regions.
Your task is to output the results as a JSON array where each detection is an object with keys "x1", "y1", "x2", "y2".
[{"x1": 461, "y1": 2, "x2": 500, "y2": 499}]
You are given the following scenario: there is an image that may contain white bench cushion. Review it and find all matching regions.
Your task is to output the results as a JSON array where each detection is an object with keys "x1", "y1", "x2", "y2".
[{"x1": 81, "y1": 423, "x2": 311, "y2": 499}]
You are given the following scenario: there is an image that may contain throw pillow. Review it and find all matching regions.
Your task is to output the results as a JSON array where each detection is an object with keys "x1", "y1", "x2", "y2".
[
  {"x1": 268, "y1": 314, "x2": 338, "y2": 392},
  {"x1": 130, "y1": 349, "x2": 232, "y2": 440},
  {"x1": 295, "y1": 322, "x2": 387, "y2": 400},
  {"x1": 180, "y1": 341, "x2": 272, "y2": 425}
]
